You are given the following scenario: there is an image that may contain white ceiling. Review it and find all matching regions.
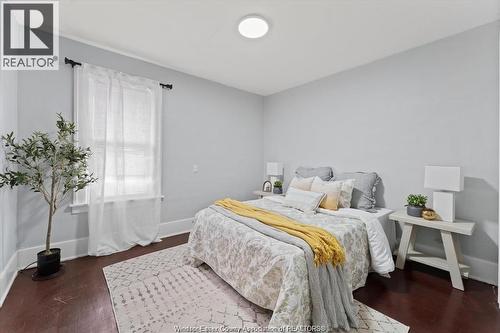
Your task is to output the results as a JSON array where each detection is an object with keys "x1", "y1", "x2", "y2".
[{"x1": 60, "y1": 0, "x2": 500, "y2": 96}]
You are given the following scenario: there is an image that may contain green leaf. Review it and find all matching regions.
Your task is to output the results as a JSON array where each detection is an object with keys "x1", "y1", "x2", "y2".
[
  {"x1": 0, "y1": 114, "x2": 98, "y2": 196},
  {"x1": 406, "y1": 194, "x2": 427, "y2": 207}
]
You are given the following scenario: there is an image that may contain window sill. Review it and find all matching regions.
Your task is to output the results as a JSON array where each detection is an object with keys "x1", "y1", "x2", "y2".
[{"x1": 70, "y1": 195, "x2": 165, "y2": 215}]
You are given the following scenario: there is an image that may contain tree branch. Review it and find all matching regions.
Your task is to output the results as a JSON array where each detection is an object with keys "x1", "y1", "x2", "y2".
[{"x1": 37, "y1": 183, "x2": 51, "y2": 204}]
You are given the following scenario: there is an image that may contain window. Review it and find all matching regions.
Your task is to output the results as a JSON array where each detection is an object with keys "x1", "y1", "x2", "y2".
[{"x1": 73, "y1": 64, "x2": 162, "y2": 209}]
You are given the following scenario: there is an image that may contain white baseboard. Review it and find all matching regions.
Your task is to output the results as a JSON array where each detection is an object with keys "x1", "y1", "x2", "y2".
[
  {"x1": 17, "y1": 218, "x2": 194, "y2": 269},
  {"x1": 159, "y1": 217, "x2": 194, "y2": 238},
  {"x1": 0, "y1": 217, "x2": 193, "y2": 308},
  {"x1": 0, "y1": 252, "x2": 18, "y2": 307},
  {"x1": 415, "y1": 243, "x2": 498, "y2": 286},
  {"x1": 17, "y1": 237, "x2": 90, "y2": 270}
]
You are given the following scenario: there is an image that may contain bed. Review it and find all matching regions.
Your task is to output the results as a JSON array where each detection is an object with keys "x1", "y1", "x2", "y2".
[{"x1": 188, "y1": 196, "x2": 395, "y2": 327}]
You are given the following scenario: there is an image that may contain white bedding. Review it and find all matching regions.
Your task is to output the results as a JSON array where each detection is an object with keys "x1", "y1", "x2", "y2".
[
  {"x1": 268, "y1": 196, "x2": 395, "y2": 275},
  {"x1": 188, "y1": 197, "x2": 395, "y2": 327},
  {"x1": 365, "y1": 207, "x2": 396, "y2": 252}
]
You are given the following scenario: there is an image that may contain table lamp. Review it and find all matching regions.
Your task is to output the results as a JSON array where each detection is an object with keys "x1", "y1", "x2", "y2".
[
  {"x1": 266, "y1": 162, "x2": 283, "y2": 189},
  {"x1": 424, "y1": 166, "x2": 463, "y2": 222}
]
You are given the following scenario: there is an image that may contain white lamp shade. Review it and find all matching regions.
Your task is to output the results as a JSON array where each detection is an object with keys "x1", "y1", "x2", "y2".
[
  {"x1": 424, "y1": 166, "x2": 463, "y2": 191},
  {"x1": 266, "y1": 162, "x2": 283, "y2": 176}
]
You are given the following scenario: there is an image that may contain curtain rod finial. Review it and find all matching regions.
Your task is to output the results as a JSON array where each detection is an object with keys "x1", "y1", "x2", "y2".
[
  {"x1": 64, "y1": 57, "x2": 82, "y2": 68},
  {"x1": 160, "y1": 83, "x2": 173, "y2": 90}
]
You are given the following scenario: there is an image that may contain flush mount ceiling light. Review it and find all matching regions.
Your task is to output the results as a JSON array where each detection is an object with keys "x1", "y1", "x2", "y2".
[{"x1": 238, "y1": 15, "x2": 269, "y2": 39}]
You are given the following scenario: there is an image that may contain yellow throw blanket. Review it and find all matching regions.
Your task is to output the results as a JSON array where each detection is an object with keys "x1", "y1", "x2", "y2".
[{"x1": 215, "y1": 198, "x2": 345, "y2": 266}]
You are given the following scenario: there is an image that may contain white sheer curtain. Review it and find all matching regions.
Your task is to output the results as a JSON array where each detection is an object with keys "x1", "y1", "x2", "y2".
[{"x1": 75, "y1": 63, "x2": 162, "y2": 256}]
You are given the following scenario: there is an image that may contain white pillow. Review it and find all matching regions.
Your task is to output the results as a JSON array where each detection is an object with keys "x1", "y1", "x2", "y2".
[
  {"x1": 311, "y1": 177, "x2": 355, "y2": 208},
  {"x1": 288, "y1": 176, "x2": 314, "y2": 191},
  {"x1": 310, "y1": 177, "x2": 342, "y2": 210},
  {"x1": 338, "y1": 178, "x2": 355, "y2": 208},
  {"x1": 283, "y1": 187, "x2": 325, "y2": 213}
]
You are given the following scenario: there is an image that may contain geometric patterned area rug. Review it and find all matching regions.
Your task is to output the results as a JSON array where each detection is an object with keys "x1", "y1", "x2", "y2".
[{"x1": 103, "y1": 244, "x2": 409, "y2": 333}]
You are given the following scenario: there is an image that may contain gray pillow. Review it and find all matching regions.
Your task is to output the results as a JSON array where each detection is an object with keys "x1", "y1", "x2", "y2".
[
  {"x1": 334, "y1": 172, "x2": 380, "y2": 210},
  {"x1": 295, "y1": 166, "x2": 333, "y2": 181}
]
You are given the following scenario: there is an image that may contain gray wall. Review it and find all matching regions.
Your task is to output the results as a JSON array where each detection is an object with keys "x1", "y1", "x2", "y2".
[
  {"x1": 17, "y1": 37, "x2": 264, "y2": 248},
  {"x1": 0, "y1": 70, "x2": 18, "y2": 292},
  {"x1": 263, "y1": 22, "x2": 499, "y2": 284}
]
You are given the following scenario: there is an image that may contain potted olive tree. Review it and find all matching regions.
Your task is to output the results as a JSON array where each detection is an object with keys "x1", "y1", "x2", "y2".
[
  {"x1": 406, "y1": 194, "x2": 427, "y2": 217},
  {"x1": 0, "y1": 114, "x2": 96, "y2": 279}
]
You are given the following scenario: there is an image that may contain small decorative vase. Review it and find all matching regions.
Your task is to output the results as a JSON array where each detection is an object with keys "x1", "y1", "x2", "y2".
[
  {"x1": 273, "y1": 187, "x2": 283, "y2": 194},
  {"x1": 422, "y1": 208, "x2": 437, "y2": 220},
  {"x1": 407, "y1": 205, "x2": 423, "y2": 217}
]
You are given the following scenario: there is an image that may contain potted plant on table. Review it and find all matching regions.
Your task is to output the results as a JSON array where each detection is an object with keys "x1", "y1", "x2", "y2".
[
  {"x1": 0, "y1": 114, "x2": 97, "y2": 279},
  {"x1": 406, "y1": 194, "x2": 427, "y2": 217},
  {"x1": 273, "y1": 180, "x2": 283, "y2": 194}
]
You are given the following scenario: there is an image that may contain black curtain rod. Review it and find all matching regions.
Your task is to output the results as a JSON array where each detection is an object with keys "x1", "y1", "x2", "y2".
[{"x1": 64, "y1": 57, "x2": 173, "y2": 90}]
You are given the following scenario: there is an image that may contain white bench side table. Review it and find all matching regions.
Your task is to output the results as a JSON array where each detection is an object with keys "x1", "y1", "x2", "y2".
[
  {"x1": 252, "y1": 190, "x2": 284, "y2": 199},
  {"x1": 389, "y1": 210, "x2": 475, "y2": 291}
]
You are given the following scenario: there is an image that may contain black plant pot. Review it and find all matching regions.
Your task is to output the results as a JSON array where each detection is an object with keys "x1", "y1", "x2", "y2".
[
  {"x1": 407, "y1": 205, "x2": 424, "y2": 218},
  {"x1": 36, "y1": 248, "x2": 61, "y2": 277},
  {"x1": 273, "y1": 187, "x2": 283, "y2": 194}
]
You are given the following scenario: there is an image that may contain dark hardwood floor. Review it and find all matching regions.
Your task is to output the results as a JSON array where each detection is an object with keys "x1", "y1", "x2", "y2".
[
  {"x1": 0, "y1": 233, "x2": 498, "y2": 333},
  {"x1": 355, "y1": 262, "x2": 499, "y2": 333}
]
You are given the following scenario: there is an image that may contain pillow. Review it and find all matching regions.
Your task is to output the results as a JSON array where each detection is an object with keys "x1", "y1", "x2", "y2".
[
  {"x1": 310, "y1": 177, "x2": 355, "y2": 209},
  {"x1": 283, "y1": 187, "x2": 325, "y2": 213},
  {"x1": 295, "y1": 166, "x2": 333, "y2": 181},
  {"x1": 334, "y1": 172, "x2": 380, "y2": 210},
  {"x1": 310, "y1": 177, "x2": 341, "y2": 211},
  {"x1": 288, "y1": 176, "x2": 314, "y2": 191},
  {"x1": 338, "y1": 179, "x2": 355, "y2": 208}
]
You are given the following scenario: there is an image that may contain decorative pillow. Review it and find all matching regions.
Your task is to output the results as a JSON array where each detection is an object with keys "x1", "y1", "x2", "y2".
[
  {"x1": 334, "y1": 172, "x2": 380, "y2": 210},
  {"x1": 283, "y1": 187, "x2": 325, "y2": 213},
  {"x1": 310, "y1": 177, "x2": 341, "y2": 211},
  {"x1": 295, "y1": 166, "x2": 333, "y2": 181},
  {"x1": 338, "y1": 179, "x2": 355, "y2": 208},
  {"x1": 288, "y1": 176, "x2": 314, "y2": 191}
]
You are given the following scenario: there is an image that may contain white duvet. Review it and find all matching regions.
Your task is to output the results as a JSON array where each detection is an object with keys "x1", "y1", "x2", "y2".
[
  {"x1": 319, "y1": 208, "x2": 395, "y2": 275},
  {"x1": 188, "y1": 196, "x2": 395, "y2": 326},
  {"x1": 268, "y1": 196, "x2": 395, "y2": 275}
]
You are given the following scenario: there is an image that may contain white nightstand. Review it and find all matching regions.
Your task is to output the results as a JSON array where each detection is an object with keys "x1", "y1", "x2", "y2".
[
  {"x1": 253, "y1": 190, "x2": 284, "y2": 199},
  {"x1": 389, "y1": 210, "x2": 475, "y2": 291}
]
